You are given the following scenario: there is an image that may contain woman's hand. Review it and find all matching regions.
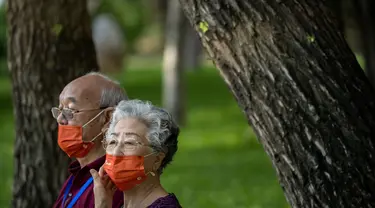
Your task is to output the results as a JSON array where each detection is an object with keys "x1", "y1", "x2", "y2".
[{"x1": 90, "y1": 166, "x2": 117, "y2": 208}]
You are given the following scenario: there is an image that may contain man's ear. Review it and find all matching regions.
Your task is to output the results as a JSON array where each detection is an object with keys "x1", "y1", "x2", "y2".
[
  {"x1": 104, "y1": 107, "x2": 114, "y2": 122},
  {"x1": 101, "y1": 107, "x2": 114, "y2": 132}
]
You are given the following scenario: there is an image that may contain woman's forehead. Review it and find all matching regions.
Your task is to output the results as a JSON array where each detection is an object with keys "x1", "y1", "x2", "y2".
[
  {"x1": 113, "y1": 118, "x2": 149, "y2": 143},
  {"x1": 114, "y1": 118, "x2": 148, "y2": 132},
  {"x1": 111, "y1": 132, "x2": 141, "y2": 139},
  {"x1": 112, "y1": 132, "x2": 149, "y2": 144}
]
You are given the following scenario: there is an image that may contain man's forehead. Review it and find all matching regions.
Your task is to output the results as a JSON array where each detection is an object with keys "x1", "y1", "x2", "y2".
[
  {"x1": 59, "y1": 96, "x2": 76, "y2": 103},
  {"x1": 59, "y1": 81, "x2": 101, "y2": 106}
]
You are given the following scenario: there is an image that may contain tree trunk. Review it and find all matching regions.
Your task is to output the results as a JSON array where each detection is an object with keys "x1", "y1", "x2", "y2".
[
  {"x1": 162, "y1": 0, "x2": 185, "y2": 124},
  {"x1": 156, "y1": 0, "x2": 168, "y2": 51},
  {"x1": 352, "y1": 0, "x2": 375, "y2": 87},
  {"x1": 7, "y1": 0, "x2": 98, "y2": 207},
  {"x1": 179, "y1": 0, "x2": 375, "y2": 207},
  {"x1": 328, "y1": 0, "x2": 344, "y2": 33},
  {"x1": 87, "y1": 0, "x2": 102, "y2": 15},
  {"x1": 182, "y1": 16, "x2": 203, "y2": 71},
  {"x1": 92, "y1": 13, "x2": 126, "y2": 73}
]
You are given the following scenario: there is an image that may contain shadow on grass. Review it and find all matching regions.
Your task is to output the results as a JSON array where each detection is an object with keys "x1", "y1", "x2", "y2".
[{"x1": 162, "y1": 144, "x2": 288, "y2": 208}]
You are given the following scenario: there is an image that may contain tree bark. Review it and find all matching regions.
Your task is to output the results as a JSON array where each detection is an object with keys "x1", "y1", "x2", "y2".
[
  {"x1": 7, "y1": 0, "x2": 98, "y2": 207},
  {"x1": 328, "y1": 0, "x2": 344, "y2": 33},
  {"x1": 352, "y1": 0, "x2": 375, "y2": 88},
  {"x1": 182, "y1": 16, "x2": 203, "y2": 71},
  {"x1": 179, "y1": 0, "x2": 375, "y2": 207},
  {"x1": 162, "y1": 0, "x2": 185, "y2": 124}
]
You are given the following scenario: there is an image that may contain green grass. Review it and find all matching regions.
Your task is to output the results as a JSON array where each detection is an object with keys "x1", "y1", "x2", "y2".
[
  {"x1": 0, "y1": 67, "x2": 288, "y2": 208},
  {"x1": 0, "y1": 76, "x2": 14, "y2": 208}
]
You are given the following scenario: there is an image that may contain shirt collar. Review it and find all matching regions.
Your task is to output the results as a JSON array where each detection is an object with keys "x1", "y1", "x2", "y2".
[{"x1": 68, "y1": 155, "x2": 106, "y2": 175}]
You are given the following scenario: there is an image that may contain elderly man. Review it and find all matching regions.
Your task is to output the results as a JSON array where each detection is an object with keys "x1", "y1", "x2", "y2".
[{"x1": 52, "y1": 72, "x2": 126, "y2": 208}]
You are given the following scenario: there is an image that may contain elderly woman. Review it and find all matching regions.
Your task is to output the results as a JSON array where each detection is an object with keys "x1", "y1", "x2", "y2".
[{"x1": 90, "y1": 100, "x2": 182, "y2": 208}]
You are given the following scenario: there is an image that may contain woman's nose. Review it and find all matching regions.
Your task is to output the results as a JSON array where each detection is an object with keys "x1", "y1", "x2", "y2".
[{"x1": 110, "y1": 145, "x2": 123, "y2": 156}]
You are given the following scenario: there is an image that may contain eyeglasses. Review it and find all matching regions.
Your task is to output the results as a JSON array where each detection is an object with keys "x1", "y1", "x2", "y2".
[
  {"x1": 51, "y1": 107, "x2": 103, "y2": 120},
  {"x1": 102, "y1": 137, "x2": 153, "y2": 151}
]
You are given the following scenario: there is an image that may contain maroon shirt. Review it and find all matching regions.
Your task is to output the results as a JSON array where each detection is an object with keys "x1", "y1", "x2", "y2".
[
  {"x1": 148, "y1": 194, "x2": 182, "y2": 208},
  {"x1": 53, "y1": 156, "x2": 123, "y2": 208}
]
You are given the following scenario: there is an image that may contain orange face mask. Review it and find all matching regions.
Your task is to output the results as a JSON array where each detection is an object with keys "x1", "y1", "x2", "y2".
[
  {"x1": 103, "y1": 153, "x2": 154, "y2": 191},
  {"x1": 58, "y1": 111, "x2": 104, "y2": 158}
]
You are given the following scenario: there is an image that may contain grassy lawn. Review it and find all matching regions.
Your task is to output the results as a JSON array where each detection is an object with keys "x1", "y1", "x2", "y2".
[
  {"x1": 0, "y1": 67, "x2": 288, "y2": 208},
  {"x1": 0, "y1": 76, "x2": 13, "y2": 208}
]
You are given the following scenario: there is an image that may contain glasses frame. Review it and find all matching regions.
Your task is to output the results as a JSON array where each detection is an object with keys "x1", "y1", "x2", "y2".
[
  {"x1": 51, "y1": 107, "x2": 104, "y2": 120},
  {"x1": 101, "y1": 137, "x2": 154, "y2": 152}
]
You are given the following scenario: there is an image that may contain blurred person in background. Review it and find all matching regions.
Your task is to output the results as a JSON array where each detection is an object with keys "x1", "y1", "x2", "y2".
[
  {"x1": 52, "y1": 72, "x2": 126, "y2": 208},
  {"x1": 90, "y1": 100, "x2": 182, "y2": 208}
]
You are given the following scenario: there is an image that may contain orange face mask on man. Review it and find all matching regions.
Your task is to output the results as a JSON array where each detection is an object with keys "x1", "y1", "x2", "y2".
[
  {"x1": 103, "y1": 153, "x2": 155, "y2": 191},
  {"x1": 58, "y1": 111, "x2": 104, "y2": 158}
]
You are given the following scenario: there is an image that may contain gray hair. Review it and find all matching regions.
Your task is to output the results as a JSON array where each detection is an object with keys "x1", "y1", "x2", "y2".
[
  {"x1": 85, "y1": 72, "x2": 128, "y2": 107},
  {"x1": 107, "y1": 99, "x2": 179, "y2": 173}
]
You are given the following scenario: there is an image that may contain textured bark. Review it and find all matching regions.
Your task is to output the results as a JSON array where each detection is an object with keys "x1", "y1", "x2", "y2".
[
  {"x1": 162, "y1": 0, "x2": 185, "y2": 124},
  {"x1": 182, "y1": 16, "x2": 203, "y2": 71},
  {"x1": 328, "y1": 0, "x2": 344, "y2": 33},
  {"x1": 179, "y1": 0, "x2": 375, "y2": 207},
  {"x1": 352, "y1": 0, "x2": 375, "y2": 87},
  {"x1": 6, "y1": 0, "x2": 98, "y2": 207}
]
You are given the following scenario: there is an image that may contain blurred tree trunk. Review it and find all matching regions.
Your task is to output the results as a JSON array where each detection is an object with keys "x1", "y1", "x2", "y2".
[
  {"x1": 87, "y1": 0, "x2": 102, "y2": 15},
  {"x1": 182, "y1": 17, "x2": 203, "y2": 71},
  {"x1": 180, "y1": 0, "x2": 375, "y2": 207},
  {"x1": 162, "y1": 0, "x2": 185, "y2": 124},
  {"x1": 353, "y1": 0, "x2": 375, "y2": 88},
  {"x1": 156, "y1": 0, "x2": 168, "y2": 50},
  {"x1": 7, "y1": 0, "x2": 98, "y2": 207},
  {"x1": 92, "y1": 14, "x2": 126, "y2": 73},
  {"x1": 157, "y1": 0, "x2": 168, "y2": 29},
  {"x1": 328, "y1": 0, "x2": 344, "y2": 32},
  {"x1": 159, "y1": 0, "x2": 202, "y2": 71}
]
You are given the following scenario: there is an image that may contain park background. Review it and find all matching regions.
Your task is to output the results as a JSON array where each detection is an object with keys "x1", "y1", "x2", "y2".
[{"x1": 0, "y1": 0, "x2": 368, "y2": 207}]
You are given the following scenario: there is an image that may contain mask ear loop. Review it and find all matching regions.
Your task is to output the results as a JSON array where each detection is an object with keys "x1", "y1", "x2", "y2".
[
  {"x1": 143, "y1": 152, "x2": 158, "y2": 176},
  {"x1": 89, "y1": 126, "x2": 110, "y2": 143},
  {"x1": 82, "y1": 110, "x2": 105, "y2": 128},
  {"x1": 82, "y1": 110, "x2": 105, "y2": 143},
  {"x1": 144, "y1": 152, "x2": 156, "y2": 157},
  {"x1": 88, "y1": 131, "x2": 103, "y2": 142}
]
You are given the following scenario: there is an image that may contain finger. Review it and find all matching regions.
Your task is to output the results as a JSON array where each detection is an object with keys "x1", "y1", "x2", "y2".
[
  {"x1": 102, "y1": 175, "x2": 113, "y2": 189},
  {"x1": 104, "y1": 177, "x2": 113, "y2": 189},
  {"x1": 106, "y1": 179, "x2": 117, "y2": 193},
  {"x1": 89, "y1": 169, "x2": 100, "y2": 184},
  {"x1": 99, "y1": 166, "x2": 105, "y2": 178}
]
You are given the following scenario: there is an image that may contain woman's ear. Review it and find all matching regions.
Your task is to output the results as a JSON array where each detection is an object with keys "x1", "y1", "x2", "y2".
[{"x1": 153, "y1": 152, "x2": 166, "y2": 171}]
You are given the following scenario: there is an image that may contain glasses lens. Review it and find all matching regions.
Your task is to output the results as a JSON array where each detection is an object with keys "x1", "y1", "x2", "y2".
[
  {"x1": 123, "y1": 141, "x2": 139, "y2": 150},
  {"x1": 51, "y1": 108, "x2": 74, "y2": 120},
  {"x1": 51, "y1": 108, "x2": 60, "y2": 119},
  {"x1": 62, "y1": 109, "x2": 73, "y2": 120},
  {"x1": 101, "y1": 140, "x2": 107, "y2": 150},
  {"x1": 105, "y1": 138, "x2": 118, "y2": 151}
]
